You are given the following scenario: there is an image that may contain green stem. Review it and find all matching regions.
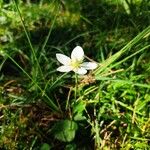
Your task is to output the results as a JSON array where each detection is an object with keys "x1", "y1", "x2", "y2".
[
  {"x1": 49, "y1": 72, "x2": 68, "y2": 89},
  {"x1": 13, "y1": 0, "x2": 44, "y2": 81},
  {"x1": 74, "y1": 73, "x2": 78, "y2": 100},
  {"x1": 6, "y1": 53, "x2": 59, "y2": 112},
  {"x1": 65, "y1": 87, "x2": 72, "y2": 110}
]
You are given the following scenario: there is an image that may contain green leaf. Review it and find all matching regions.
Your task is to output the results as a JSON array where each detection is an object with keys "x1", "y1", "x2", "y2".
[
  {"x1": 40, "y1": 143, "x2": 51, "y2": 150},
  {"x1": 94, "y1": 26, "x2": 150, "y2": 75},
  {"x1": 52, "y1": 120, "x2": 78, "y2": 142},
  {"x1": 72, "y1": 100, "x2": 86, "y2": 114},
  {"x1": 65, "y1": 143, "x2": 77, "y2": 150},
  {"x1": 72, "y1": 100, "x2": 86, "y2": 121},
  {"x1": 73, "y1": 113, "x2": 86, "y2": 121}
]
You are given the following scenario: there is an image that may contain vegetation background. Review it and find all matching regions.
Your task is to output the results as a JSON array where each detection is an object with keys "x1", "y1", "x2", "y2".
[{"x1": 0, "y1": 0, "x2": 150, "y2": 149}]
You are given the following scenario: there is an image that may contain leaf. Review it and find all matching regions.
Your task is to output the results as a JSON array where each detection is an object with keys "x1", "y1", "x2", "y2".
[
  {"x1": 72, "y1": 100, "x2": 86, "y2": 121},
  {"x1": 40, "y1": 143, "x2": 51, "y2": 150},
  {"x1": 94, "y1": 26, "x2": 150, "y2": 75},
  {"x1": 52, "y1": 120, "x2": 78, "y2": 142},
  {"x1": 72, "y1": 100, "x2": 86, "y2": 114},
  {"x1": 65, "y1": 143, "x2": 77, "y2": 150},
  {"x1": 73, "y1": 113, "x2": 86, "y2": 121}
]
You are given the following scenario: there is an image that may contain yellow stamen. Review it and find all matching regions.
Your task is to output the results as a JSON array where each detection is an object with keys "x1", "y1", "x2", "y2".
[{"x1": 70, "y1": 60, "x2": 81, "y2": 69}]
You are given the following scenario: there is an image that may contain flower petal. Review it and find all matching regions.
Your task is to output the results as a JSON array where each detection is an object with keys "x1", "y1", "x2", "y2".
[
  {"x1": 71, "y1": 46, "x2": 84, "y2": 61},
  {"x1": 81, "y1": 62, "x2": 98, "y2": 70},
  {"x1": 56, "y1": 53, "x2": 71, "y2": 65},
  {"x1": 57, "y1": 66, "x2": 72, "y2": 72},
  {"x1": 74, "y1": 67, "x2": 87, "y2": 75}
]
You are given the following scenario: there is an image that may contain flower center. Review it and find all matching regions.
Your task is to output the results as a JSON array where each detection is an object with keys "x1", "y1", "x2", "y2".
[{"x1": 70, "y1": 59, "x2": 81, "y2": 69}]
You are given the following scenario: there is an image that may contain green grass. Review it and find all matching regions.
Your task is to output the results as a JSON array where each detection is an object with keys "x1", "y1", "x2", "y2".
[{"x1": 0, "y1": 0, "x2": 150, "y2": 149}]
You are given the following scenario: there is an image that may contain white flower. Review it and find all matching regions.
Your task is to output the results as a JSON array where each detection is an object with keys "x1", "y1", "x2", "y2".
[{"x1": 56, "y1": 46, "x2": 98, "y2": 75}]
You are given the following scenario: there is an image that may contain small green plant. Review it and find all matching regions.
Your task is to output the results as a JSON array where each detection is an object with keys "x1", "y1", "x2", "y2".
[{"x1": 51, "y1": 45, "x2": 98, "y2": 143}]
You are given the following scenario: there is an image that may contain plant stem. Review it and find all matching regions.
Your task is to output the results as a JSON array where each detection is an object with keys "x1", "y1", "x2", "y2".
[
  {"x1": 13, "y1": 0, "x2": 44, "y2": 81},
  {"x1": 74, "y1": 73, "x2": 78, "y2": 100}
]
